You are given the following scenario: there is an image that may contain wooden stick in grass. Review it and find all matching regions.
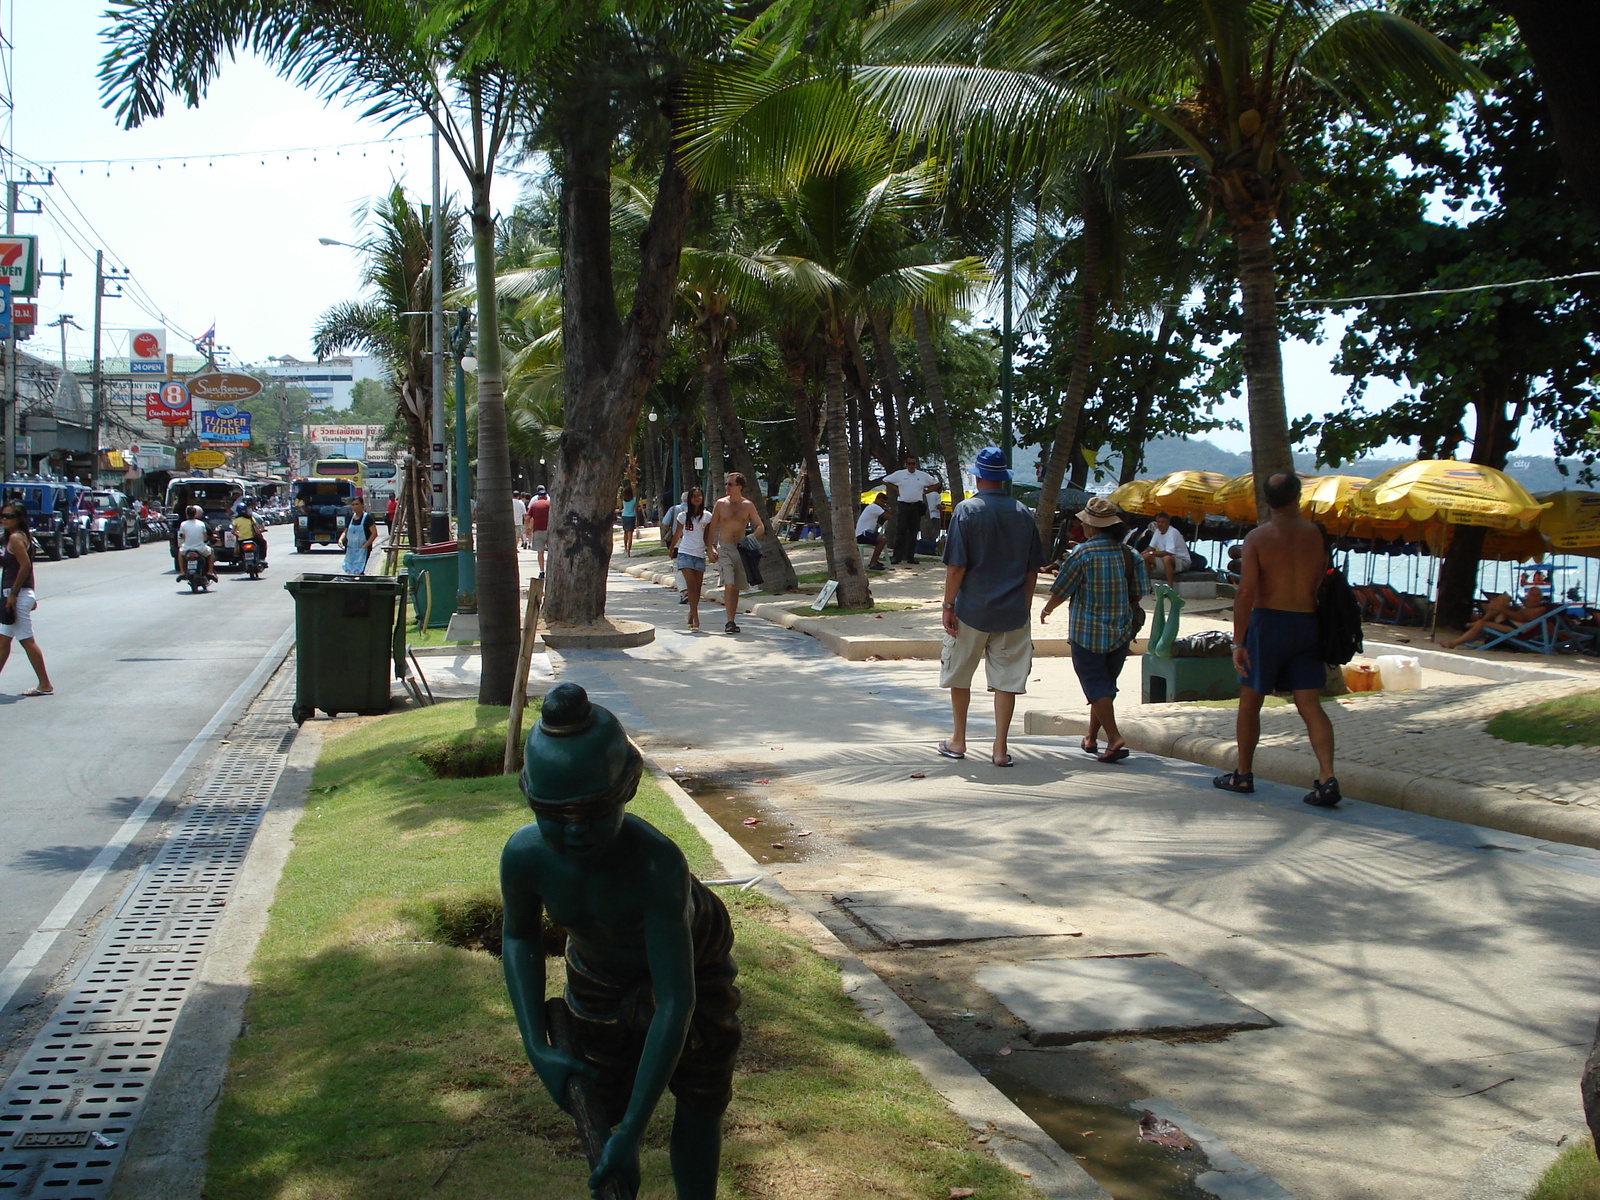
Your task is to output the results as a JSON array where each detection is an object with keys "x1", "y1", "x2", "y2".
[
  {"x1": 544, "y1": 996, "x2": 635, "y2": 1200},
  {"x1": 504, "y1": 576, "x2": 545, "y2": 774}
]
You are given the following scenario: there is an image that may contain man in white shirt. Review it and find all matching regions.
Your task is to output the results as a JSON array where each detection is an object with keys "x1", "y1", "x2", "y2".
[
  {"x1": 512, "y1": 492, "x2": 528, "y2": 549},
  {"x1": 1141, "y1": 512, "x2": 1192, "y2": 585},
  {"x1": 175, "y1": 506, "x2": 216, "y2": 582},
  {"x1": 854, "y1": 492, "x2": 888, "y2": 571},
  {"x1": 880, "y1": 453, "x2": 942, "y2": 566}
]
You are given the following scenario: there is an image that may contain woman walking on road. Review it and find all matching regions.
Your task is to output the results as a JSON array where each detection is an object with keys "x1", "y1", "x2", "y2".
[
  {"x1": 669, "y1": 487, "x2": 710, "y2": 631},
  {"x1": 0, "y1": 502, "x2": 54, "y2": 697},
  {"x1": 341, "y1": 496, "x2": 378, "y2": 576}
]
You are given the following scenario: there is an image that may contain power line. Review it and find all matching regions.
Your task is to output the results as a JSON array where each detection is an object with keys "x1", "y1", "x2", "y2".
[
  {"x1": 26, "y1": 133, "x2": 427, "y2": 169},
  {"x1": 1282, "y1": 269, "x2": 1600, "y2": 307}
]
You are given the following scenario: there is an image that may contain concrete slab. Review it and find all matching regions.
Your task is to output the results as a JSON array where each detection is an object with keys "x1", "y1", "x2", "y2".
[
  {"x1": 977, "y1": 955, "x2": 1275, "y2": 1046},
  {"x1": 834, "y1": 890, "x2": 1082, "y2": 945}
]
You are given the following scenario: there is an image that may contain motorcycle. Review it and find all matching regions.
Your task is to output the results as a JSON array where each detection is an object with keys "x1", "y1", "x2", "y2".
[
  {"x1": 239, "y1": 536, "x2": 264, "y2": 580},
  {"x1": 180, "y1": 547, "x2": 212, "y2": 593}
]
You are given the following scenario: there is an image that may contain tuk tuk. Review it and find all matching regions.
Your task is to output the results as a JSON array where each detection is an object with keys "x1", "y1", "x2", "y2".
[
  {"x1": 166, "y1": 477, "x2": 247, "y2": 566},
  {"x1": 292, "y1": 477, "x2": 355, "y2": 554}
]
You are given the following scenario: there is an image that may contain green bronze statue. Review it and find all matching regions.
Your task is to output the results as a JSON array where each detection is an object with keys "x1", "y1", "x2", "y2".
[{"x1": 502, "y1": 683, "x2": 741, "y2": 1199}]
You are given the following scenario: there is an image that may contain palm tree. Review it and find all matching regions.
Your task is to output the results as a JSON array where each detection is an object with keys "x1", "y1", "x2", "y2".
[
  {"x1": 101, "y1": 0, "x2": 529, "y2": 703},
  {"x1": 743, "y1": 161, "x2": 988, "y2": 606},
  {"x1": 312, "y1": 184, "x2": 465, "y2": 542}
]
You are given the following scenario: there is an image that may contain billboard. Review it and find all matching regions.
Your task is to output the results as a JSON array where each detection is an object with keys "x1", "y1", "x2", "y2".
[
  {"x1": 147, "y1": 381, "x2": 191, "y2": 424},
  {"x1": 129, "y1": 328, "x2": 167, "y2": 375},
  {"x1": 0, "y1": 235, "x2": 38, "y2": 297},
  {"x1": 189, "y1": 372, "x2": 263, "y2": 403},
  {"x1": 127, "y1": 443, "x2": 177, "y2": 470},
  {"x1": 303, "y1": 423, "x2": 387, "y2": 448},
  {"x1": 199, "y1": 405, "x2": 252, "y2": 444}
]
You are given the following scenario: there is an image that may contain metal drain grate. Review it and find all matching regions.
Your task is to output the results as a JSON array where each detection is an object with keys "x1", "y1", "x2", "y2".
[{"x1": 0, "y1": 673, "x2": 297, "y2": 1199}]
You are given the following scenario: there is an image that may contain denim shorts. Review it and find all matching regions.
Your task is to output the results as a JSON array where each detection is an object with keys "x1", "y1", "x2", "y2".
[
  {"x1": 676, "y1": 553, "x2": 706, "y2": 573},
  {"x1": 1070, "y1": 641, "x2": 1130, "y2": 704}
]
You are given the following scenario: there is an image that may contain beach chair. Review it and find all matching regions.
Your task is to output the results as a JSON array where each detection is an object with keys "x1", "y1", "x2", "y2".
[
  {"x1": 1469, "y1": 607, "x2": 1598, "y2": 655},
  {"x1": 1368, "y1": 583, "x2": 1425, "y2": 625}
]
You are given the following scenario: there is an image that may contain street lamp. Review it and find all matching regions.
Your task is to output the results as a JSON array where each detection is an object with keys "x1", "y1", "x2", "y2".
[
  {"x1": 316, "y1": 237, "x2": 354, "y2": 247},
  {"x1": 452, "y1": 318, "x2": 477, "y2": 610}
]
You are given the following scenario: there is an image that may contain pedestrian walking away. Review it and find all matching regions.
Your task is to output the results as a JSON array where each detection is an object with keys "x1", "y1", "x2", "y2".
[
  {"x1": 619, "y1": 485, "x2": 638, "y2": 557},
  {"x1": 1215, "y1": 470, "x2": 1341, "y2": 806},
  {"x1": 0, "y1": 501, "x2": 53, "y2": 696},
  {"x1": 528, "y1": 486, "x2": 551, "y2": 577},
  {"x1": 670, "y1": 487, "x2": 713, "y2": 632},
  {"x1": 341, "y1": 496, "x2": 378, "y2": 576},
  {"x1": 855, "y1": 492, "x2": 889, "y2": 570},
  {"x1": 937, "y1": 447, "x2": 1044, "y2": 768},
  {"x1": 880, "y1": 453, "x2": 942, "y2": 565},
  {"x1": 708, "y1": 472, "x2": 765, "y2": 635},
  {"x1": 1040, "y1": 497, "x2": 1149, "y2": 764},
  {"x1": 1141, "y1": 512, "x2": 1191, "y2": 585},
  {"x1": 512, "y1": 491, "x2": 528, "y2": 550}
]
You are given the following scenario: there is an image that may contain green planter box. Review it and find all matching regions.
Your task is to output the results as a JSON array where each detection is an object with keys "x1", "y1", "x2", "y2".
[{"x1": 404, "y1": 551, "x2": 458, "y2": 629}]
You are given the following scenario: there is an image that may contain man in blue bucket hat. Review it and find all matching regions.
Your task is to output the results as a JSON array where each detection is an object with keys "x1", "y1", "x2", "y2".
[{"x1": 935, "y1": 446, "x2": 1044, "y2": 767}]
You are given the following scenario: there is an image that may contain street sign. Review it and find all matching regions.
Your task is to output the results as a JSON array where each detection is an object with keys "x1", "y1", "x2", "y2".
[
  {"x1": 128, "y1": 443, "x2": 176, "y2": 469},
  {"x1": 186, "y1": 449, "x2": 227, "y2": 469},
  {"x1": 188, "y1": 372, "x2": 263, "y2": 403},
  {"x1": 198, "y1": 408, "x2": 251, "y2": 443},
  {"x1": 12, "y1": 301, "x2": 36, "y2": 327},
  {"x1": 129, "y1": 328, "x2": 166, "y2": 375},
  {"x1": 0, "y1": 235, "x2": 38, "y2": 297}
]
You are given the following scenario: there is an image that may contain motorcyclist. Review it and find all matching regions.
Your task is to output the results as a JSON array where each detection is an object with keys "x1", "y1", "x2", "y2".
[
  {"x1": 232, "y1": 498, "x2": 268, "y2": 566},
  {"x1": 175, "y1": 505, "x2": 217, "y2": 582}
]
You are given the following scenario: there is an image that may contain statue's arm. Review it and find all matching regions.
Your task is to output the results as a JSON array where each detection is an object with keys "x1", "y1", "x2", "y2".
[{"x1": 501, "y1": 840, "x2": 588, "y2": 1108}]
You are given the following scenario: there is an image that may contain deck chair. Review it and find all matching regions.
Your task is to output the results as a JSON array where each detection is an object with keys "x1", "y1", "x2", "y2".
[
  {"x1": 1469, "y1": 607, "x2": 1599, "y2": 655},
  {"x1": 1369, "y1": 583, "x2": 1425, "y2": 625}
]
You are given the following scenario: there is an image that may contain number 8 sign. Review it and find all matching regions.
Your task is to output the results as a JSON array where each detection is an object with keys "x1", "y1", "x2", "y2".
[{"x1": 160, "y1": 381, "x2": 190, "y2": 413}]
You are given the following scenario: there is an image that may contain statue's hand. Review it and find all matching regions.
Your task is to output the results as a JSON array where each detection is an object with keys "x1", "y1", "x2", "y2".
[
  {"x1": 528, "y1": 1046, "x2": 594, "y2": 1112},
  {"x1": 589, "y1": 1128, "x2": 642, "y2": 1198}
]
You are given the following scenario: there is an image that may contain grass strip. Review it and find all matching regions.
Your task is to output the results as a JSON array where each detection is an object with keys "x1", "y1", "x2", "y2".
[
  {"x1": 406, "y1": 625, "x2": 479, "y2": 648},
  {"x1": 209, "y1": 701, "x2": 1032, "y2": 1199},
  {"x1": 1485, "y1": 688, "x2": 1600, "y2": 747},
  {"x1": 1529, "y1": 1137, "x2": 1600, "y2": 1200},
  {"x1": 787, "y1": 601, "x2": 922, "y2": 617}
]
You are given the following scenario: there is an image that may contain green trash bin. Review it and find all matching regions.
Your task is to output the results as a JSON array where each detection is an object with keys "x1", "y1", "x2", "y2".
[
  {"x1": 284, "y1": 573, "x2": 405, "y2": 724},
  {"x1": 404, "y1": 550, "x2": 458, "y2": 628}
]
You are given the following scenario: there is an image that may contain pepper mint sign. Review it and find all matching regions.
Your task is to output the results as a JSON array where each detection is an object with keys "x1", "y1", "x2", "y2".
[{"x1": 199, "y1": 406, "x2": 252, "y2": 443}]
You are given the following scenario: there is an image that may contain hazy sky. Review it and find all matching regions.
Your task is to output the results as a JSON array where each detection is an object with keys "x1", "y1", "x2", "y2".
[{"x1": 7, "y1": 1, "x2": 1558, "y2": 458}]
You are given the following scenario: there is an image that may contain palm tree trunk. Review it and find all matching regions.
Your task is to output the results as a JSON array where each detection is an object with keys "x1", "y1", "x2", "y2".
[
  {"x1": 1232, "y1": 216, "x2": 1294, "y2": 517},
  {"x1": 545, "y1": 110, "x2": 692, "y2": 628},
  {"x1": 1035, "y1": 180, "x2": 1108, "y2": 547},
  {"x1": 826, "y1": 327, "x2": 871, "y2": 606},
  {"x1": 1437, "y1": 375, "x2": 1524, "y2": 627},
  {"x1": 706, "y1": 328, "x2": 797, "y2": 591},
  {"x1": 870, "y1": 311, "x2": 915, "y2": 460},
  {"x1": 783, "y1": 341, "x2": 838, "y2": 579},
  {"x1": 1120, "y1": 303, "x2": 1181, "y2": 483},
  {"x1": 704, "y1": 378, "x2": 726, "y2": 498},
  {"x1": 912, "y1": 305, "x2": 964, "y2": 505},
  {"x1": 466, "y1": 124, "x2": 519, "y2": 704}
]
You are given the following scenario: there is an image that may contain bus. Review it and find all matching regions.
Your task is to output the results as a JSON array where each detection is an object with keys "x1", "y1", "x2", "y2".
[
  {"x1": 364, "y1": 459, "x2": 398, "y2": 521},
  {"x1": 312, "y1": 456, "x2": 365, "y2": 495}
]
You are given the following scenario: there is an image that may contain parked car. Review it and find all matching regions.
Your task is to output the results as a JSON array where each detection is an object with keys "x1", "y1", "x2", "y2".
[
  {"x1": 86, "y1": 489, "x2": 143, "y2": 550},
  {"x1": 2, "y1": 476, "x2": 90, "y2": 560}
]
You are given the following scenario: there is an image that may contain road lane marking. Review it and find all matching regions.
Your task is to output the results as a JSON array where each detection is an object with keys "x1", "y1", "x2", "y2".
[{"x1": 0, "y1": 623, "x2": 294, "y2": 1014}]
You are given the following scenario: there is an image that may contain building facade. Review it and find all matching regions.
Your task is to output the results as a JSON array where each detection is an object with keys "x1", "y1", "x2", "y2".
[{"x1": 264, "y1": 355, "x2": 387, "y2": 408}]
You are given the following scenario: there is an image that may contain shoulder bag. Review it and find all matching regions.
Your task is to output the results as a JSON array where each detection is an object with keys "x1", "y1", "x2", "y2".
[{"x1": 1119, "y1": 546, "x2": 1147, "y2": 638}]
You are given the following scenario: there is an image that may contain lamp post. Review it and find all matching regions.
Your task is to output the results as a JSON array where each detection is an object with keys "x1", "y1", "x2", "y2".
[{"x1": 453, "y1": 308, "x2": 476, "y2": 609}]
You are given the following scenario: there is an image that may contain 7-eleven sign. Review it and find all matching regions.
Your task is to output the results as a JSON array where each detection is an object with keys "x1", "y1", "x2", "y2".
[{"x1": 0, "y1": 236, "x2": 38, "y2": 298}]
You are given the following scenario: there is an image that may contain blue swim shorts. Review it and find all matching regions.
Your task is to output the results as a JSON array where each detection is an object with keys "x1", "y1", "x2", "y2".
[{"x1": 1240, "y1": 608, "x2": 1324, "y2": 694}]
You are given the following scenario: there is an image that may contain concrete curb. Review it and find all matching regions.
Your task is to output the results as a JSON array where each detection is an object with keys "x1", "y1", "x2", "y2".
[
  {"x1": 1022, "y1": 710, "x2": 1600, "y2": 851},
  {"x1": 1454, "y1": 1115, "x2": 1590, "y2": 1200},
  {"x1": 645, "y1": 756, "x2": 1112, "y2": 1200},
  {"x1": 1364, "y1": 640, "x2": 1588, "y2": 684},
  {"x1": 112, "y1": 713, "x2": 322, "y2": 1200}
]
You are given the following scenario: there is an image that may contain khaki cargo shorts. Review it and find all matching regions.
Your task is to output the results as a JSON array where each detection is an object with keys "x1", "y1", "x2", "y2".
[
  {"x1": 939, "y1": 620, "x2": 1032, "y2": 694},
  {"x1": 716, "y1": 543, "x2": 742, "y2": 587}
]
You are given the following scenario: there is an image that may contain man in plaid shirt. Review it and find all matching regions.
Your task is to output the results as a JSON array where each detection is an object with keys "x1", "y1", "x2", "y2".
[{"x1": 1040, "y1": 497, "x2": 1149, "y2": 763}]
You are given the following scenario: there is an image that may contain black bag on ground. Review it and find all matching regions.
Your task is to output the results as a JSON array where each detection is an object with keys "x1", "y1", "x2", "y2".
[
  {"x1": 1316, "y1": 566, "x2": 1364, "y2": 665},
  {"x1": 1172, "y1": 630, "x2": 1234, "y2": 658}
]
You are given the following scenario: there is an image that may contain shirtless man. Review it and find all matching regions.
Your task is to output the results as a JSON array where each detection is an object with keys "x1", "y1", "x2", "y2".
[
  {"x1": 501, "y1": 684, "x2": 739, "y2": 1200},
  {"x1": 1214, "y1": 471, "x2": 1341, "y2": 807},
  {"x1": 1438, "y1": 586, "x2": 1553, "y2": 649},
  {"x1": 706, "y1": 472, "x2": 765, "y2": 635}
]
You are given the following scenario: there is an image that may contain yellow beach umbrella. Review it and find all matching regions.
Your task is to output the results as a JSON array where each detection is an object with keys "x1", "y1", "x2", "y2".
[
  {"x1": 1536, "y1": 490, "x2": 1600, "y2": 554},
  {"x1": 1426, "y1": 522, "x2": 1552, "y2": 562},
  {"x1": 1144, "y1": 470, "x2": 1231, "y2": 521},
  {"x1": 1351, "y1": 461, "x2": 1548, "y2": 530},
  {"x1": 1300, "y1": 474, "x2": 1369, "y2": 517},
  {"x1": 1107, "y1": 478, "x2": 1157, "y2": 514},
  {"x1": 1207, "y1": 473, "x2": 1259, "y2": 522}
]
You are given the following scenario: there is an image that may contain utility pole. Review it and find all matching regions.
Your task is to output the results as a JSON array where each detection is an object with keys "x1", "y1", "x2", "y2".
[
  {"x1": 91, "y1": 252, "x2": 129, "y2": 483},
  {"x1": 451, "y1": 308, "x2": 475, "y2": 609},
  {"x1": 46, "y1": 314, "x2": 78, "y2": 370},
  {"x1": 3, "y1": 182, "x2": 15, "y2": 482},
  {"x1": 428, "y1": 121, "x2": 450, "y2": 543}
]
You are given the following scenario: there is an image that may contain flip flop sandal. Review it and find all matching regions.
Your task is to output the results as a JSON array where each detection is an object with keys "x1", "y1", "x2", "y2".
[
  {"x1": 991, "y1": 754, "x2": 1015, "y2": 768},
  {"x1": 725, "y1": 621, "x2": 741, "y2": 634},
  {"x1": 22, "y1": 687, "x2": 54, "y2": 697},
  {"x1": 1303, "y1": 777, "x2": 1343, "y2": 808},
  {"x1": 936, "y1": 740, "x2": 965, "y2": 760},
  {"x1": 1080, "y1": 737, "x2": 1098, "y2": 757},
  {"x1": 1095, "y1": 746, "x2": 1130, "y2": 764},
  {"x1": 1212, "y1": 770, "x2": 1255, "y2": 793}
]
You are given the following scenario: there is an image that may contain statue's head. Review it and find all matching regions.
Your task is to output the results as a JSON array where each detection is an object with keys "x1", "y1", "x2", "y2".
[{"x1": 520, "y1": 683, "x2": 643, "y2": 863}]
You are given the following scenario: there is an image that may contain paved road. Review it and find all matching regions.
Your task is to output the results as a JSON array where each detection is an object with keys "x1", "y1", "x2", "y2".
[
  {"x1": 0, "y1": 537, "x2": 301, "y2": 1050},
  {"x1": 556, "y1": 572, "x2": 1600, "y2": 1200}
]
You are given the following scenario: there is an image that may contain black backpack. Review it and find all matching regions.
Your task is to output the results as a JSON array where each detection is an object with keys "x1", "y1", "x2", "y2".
[{"x1": 1316, "y1": 566, "x2": 1364, "y2": 665}]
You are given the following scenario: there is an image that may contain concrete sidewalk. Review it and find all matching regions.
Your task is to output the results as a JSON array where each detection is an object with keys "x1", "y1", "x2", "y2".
[{"x1": 560, "y1": 568, "x2": 1600, "y2": 1200}]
